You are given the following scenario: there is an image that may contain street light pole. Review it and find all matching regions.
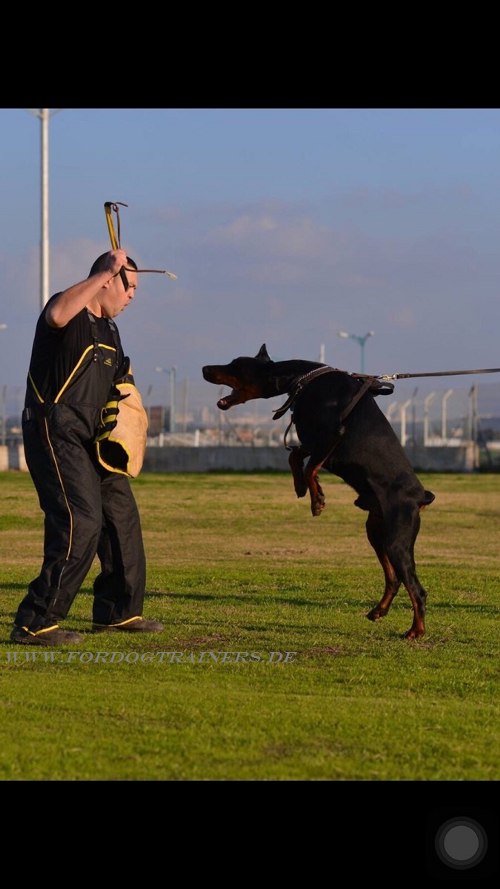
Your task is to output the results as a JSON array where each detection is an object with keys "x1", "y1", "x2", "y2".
[
  {"x1": 41, "y1": 108, "x2": 49, "y2": 311},
  {"x1": 27, "y1": 109, "x2": 62, "y2": 311},
  {"x1": 337, "y1": 330, "x2": 374, "y2": 374},
  {"x1": 155, "y1": 366, "x2": 177, "y2": 433}
]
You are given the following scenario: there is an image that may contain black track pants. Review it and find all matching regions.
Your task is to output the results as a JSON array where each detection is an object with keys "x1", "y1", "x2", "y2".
[{"x1": 14, "y1": 411, "x2": 146, "y2": 631}]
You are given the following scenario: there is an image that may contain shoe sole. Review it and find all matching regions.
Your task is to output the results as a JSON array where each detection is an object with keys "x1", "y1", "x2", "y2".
[{"x1": 10, "y1": 631, "x2": 84, "y2": 646}]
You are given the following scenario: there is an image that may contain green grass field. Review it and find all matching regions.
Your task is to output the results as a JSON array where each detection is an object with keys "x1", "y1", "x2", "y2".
[{"x1": 0, "y1": 470, "x2": 499, "y2": 780}]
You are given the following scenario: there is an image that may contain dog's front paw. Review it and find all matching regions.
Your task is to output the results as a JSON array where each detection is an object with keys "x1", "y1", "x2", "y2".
[
  {"x1": 294, "y1": 480, "x2": 308, "y2": 498},
  {"x1": 366, "y1": 606, "x2": 388, "y2": 622},
  {"x1": 404, "y1": 626, "x2": 425, "y2": 640},
  {"x1": 310, "y1": 498, "x2": 326, "y2": 517},
  {"x1": 289, "y1": 448, "x2": 307, "y2": 497}
]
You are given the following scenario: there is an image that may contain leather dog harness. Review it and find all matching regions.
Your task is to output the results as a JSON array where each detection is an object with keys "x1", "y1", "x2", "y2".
[
  {"x1": 272, "y1": 366, "x2": 393, "y2": 459},
  {"x1": 272, "y1": 366, "x2": 339, "y2": 420}
]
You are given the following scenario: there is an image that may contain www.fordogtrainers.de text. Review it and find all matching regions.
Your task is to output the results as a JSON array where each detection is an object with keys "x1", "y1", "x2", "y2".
[{"x1": 3, "y1": 650, "x2": 298, "y2": 665}]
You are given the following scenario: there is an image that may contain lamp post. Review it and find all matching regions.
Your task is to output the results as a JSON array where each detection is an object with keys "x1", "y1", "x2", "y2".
[
  {"x1": 337, "y1": 330, "x2": 374, "y2": 374},
  {"x1": 155, "y1": 366, "x2": 176, "y2": 433},
  {"x1": 26, "y1": 109, "x2": 62, "y2": 311}
]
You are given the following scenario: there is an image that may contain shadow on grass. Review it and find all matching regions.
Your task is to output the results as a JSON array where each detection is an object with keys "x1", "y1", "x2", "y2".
[
  {"x1": 434, "y1": 602, "x2": 500, "y2": 615},
  {"x1": 145, "y1": 589, "x2": 379, "y2": 609}
]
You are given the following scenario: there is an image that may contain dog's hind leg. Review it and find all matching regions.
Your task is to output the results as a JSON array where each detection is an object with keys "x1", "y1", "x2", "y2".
[
  {"x1": 365, "y1": 511, "x2": 401, "y2": 622},
  {"x1": 384, "y1": 507, "x2": 428, "y2": 639},
  {"x1": 304, "y1": 458, "x2": 326, "y2": 516},
  {"x1": 288, "y1": 446, "x2": 308, "y2": 498}
]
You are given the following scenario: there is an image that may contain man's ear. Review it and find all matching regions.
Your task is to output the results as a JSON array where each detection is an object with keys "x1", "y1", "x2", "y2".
[{"x1": 102, "y1": 270, "x2": 122, "y2": 290}]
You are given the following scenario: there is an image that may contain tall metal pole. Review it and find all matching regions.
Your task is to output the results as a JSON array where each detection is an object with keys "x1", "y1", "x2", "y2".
[
  {"x1": 469, "y1": 384, "x2": 478, "y2": 444},
  {"x1": 41, "y1": 108, "x2": 49, "y2": 310},
  {"x1": 155, "y1": 366, "x2": 176, "y2": 433},
  {"x1": 441, "y1": 389, "x2": 454, "y2": 442},
  {"x1": 469, "y1": 384, "x2": 480, "y2": 470},
  {"x1": 27, "y1": 109, "x2": 61, "y2": 312},
  {"x1": 424, "y1": 392, "x2": 435, "y2": 446},
  {"x1": 170, "y1": 367, "x2": 176, "y2": 434},
  {"x1": 182, "y1": 377, "x2": 189, "y2": 433},
  {"x1": 400, "y1": 398, "x2": 412, "y2": 447}
]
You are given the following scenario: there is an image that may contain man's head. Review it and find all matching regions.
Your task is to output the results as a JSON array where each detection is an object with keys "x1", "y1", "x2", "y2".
[{"x1": 90, "y1": 252, "x2": 138, "y2": 318}]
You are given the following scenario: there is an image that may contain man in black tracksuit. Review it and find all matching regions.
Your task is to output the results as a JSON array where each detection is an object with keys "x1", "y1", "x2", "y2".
[{"x1": 11, "y1": 249, "x2": 164, "y2": 645}]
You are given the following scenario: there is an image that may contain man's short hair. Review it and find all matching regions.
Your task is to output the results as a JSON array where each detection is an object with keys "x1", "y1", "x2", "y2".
[{"x1": 89, "y1": 253, "x2": 138, "y2": 277}]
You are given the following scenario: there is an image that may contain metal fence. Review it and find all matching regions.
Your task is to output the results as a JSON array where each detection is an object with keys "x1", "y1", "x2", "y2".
[{"x1": 3, "y1": 379, "x2": 500, "y2": 463}]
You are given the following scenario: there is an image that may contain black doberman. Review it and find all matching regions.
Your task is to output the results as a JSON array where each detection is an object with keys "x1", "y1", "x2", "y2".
[{"x1": 202, "y1": 344, "x2": 435, "y2": 639}]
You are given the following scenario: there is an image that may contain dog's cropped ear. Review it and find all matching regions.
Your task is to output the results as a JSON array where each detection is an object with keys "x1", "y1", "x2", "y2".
[{"x1": 255, "y1": 344, "x2": 272, "y2": 362}]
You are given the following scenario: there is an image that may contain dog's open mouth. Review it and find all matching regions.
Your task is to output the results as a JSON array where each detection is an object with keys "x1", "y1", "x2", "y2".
[{"x1": 202, "y1": 368, "x2": 258, "y2": 410}]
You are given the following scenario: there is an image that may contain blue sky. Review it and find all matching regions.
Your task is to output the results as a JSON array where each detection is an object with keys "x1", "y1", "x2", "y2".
[{"x1": 2, "y1": 107, "x2": 500, "y2": 409}]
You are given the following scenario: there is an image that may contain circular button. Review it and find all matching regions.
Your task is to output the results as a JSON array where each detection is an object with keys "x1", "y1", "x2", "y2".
[{"x1": 435, "y1": 818, "x2": 488, "y2": 869}]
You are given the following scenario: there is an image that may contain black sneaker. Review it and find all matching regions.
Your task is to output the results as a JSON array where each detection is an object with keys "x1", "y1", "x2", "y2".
[
  {"x1": 92, "y1": 616, "x2": 164, "y2": 633},
  {"x1": 10, "y1": 625, "x2": 84, "y2": 646}
]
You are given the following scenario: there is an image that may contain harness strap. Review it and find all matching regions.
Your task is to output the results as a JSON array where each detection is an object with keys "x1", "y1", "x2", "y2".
[
  {"x1": 284, "y1": 377, "x2": 375, "y2": 458},
  {"x1": 283, "y1": 417, "x2": 295, "y2": 450},
  {"x1": 86, "y1": 309, "x2": 121, "y2": 368},
  {"x1": 339, "y1": 377, "x2": 375, "y2": 424},
  {"x1": 273, "y1": 366, "x2": 339, "y2": 420}
]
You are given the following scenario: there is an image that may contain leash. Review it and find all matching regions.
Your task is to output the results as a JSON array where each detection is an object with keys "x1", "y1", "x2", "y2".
[
  {"x1": 376, "y1": 367, "x2": 500, "y2": 382},
  {"x1": 104, "y1": 201, "x2": 178, "y2": 282}
]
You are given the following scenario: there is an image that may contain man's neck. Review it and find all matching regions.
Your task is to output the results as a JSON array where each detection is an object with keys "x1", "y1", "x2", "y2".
[{"x1": 86, "y1": 298, "x2": 103, "y2": 318}]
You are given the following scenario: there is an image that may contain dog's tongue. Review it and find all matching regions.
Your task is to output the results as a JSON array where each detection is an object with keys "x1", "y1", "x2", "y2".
[{"x1": 217, "y1": 391, "x2": 240, "y2": 410}]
